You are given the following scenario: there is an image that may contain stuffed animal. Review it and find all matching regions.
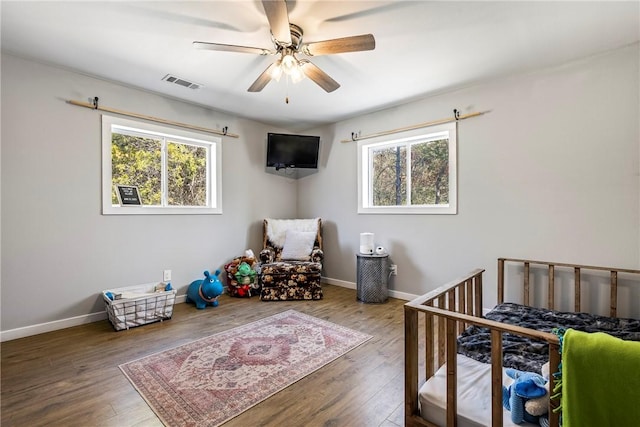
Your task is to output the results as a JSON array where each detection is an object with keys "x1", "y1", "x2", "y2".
[
  {"x1": 224, "y1": 254, "x2": 261, "y2": 297},
  {"x1": 502, "y1": 367, "x2": 548, "y2": 424},
  {"x1": 186, "y1": 270, "x2": 223, "y2": 309},
  {"x1": 524, "y1": 362, "x2": 551, "y2": 427},
  {"x1": 525, "y1": 362, "x2": 550, "y2": 415},
  {"x1": 235, "y1": 262, "x2": 257, "y2": 285}
]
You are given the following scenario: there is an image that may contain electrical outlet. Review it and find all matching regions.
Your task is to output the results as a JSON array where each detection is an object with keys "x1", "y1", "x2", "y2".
[
  {"x1": 390, "y1": 264, "x2": 398, "y2": 276},
  {"x1": 163, "y1": 270, "x2": 171, "y2": 281}
]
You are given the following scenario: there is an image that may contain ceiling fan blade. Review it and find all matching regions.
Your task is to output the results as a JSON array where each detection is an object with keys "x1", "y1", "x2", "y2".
[
  {"x1": 247, "y1": 62, "x2": 278, "y2": 92},
  {"x1": 193, "y1": 41, "x2": 273, "y2": 56},
  {"x1": 262, "y1": 0, "x2": 292, "y2": 45},
  {"x1": 302, "y1": 34, "x2": 375, "y2": 56},
  {"x1": 299, "y1": 61, "x2": 340, "y2": 93}
]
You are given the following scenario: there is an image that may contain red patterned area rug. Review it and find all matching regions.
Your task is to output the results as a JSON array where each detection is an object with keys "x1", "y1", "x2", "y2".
[{"x1": 120, "y1": 310, "x2": 372, "y2": 427}]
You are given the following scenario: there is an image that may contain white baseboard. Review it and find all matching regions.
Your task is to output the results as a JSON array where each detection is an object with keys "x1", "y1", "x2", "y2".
[
  {"x1": 0, "y1": 311, "x2": 108, "y2": 342},
  {"x1": 322, "y1": 276, "x2": 356, "y2": 290},
  {"x1": 2, "y1": 281, "x2": 422, "y2": 342},
  {"x1": 388, "y1": 289, "x2": 421, "y2": 301},
  {"x1": 321, "y1": 276, "x2": 419, "y2": 301},
  {"x1": 323, "y1": 277, "x2": 494, "y2": 313},
  {"x1": 0, "y1": 294, "x2": 189, "y2": 342}
]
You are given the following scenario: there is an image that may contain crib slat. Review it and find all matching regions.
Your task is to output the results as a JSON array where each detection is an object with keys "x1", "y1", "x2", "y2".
[
  {"x1": 574, "y1": 267, "x2": 581, "y2": 312},
  {"x1": 404, "y1": 306, "x2": 420, "y2": 423},
  {"x1": 524, "y1": 262, "x2": 530, "y2": 306},
  {"x1": 610, "y1": 271, "x2": 618, "y2": 317},
  {"x1": 466, "y1": 279, "x2": 473, "y2": 318},
  {"x1": 438, "y1": 295, "x2": 446, "y2": 367},
  {"x1": 498, "y1": 258, "x2": 505, "y2": 304},
  {"x1": 459, "y1": 285, "x2": 466, "y2": 334},
  {"x1": 491, "y1": 330, "x2": 503, "y2": 427},
  {"x1": 446, "y1": 317, "x2": 457, "y2": 427},
  {"x1": 548, "y1": 342, "x2": 561, "y2": 427},
  {"x1": 548, "y1": 264, "x2": 555, "y2": 310},
  {"x1": 475, "y1": 274, "x2": 483, "y2": 316},
  {"x1": 426, "y1": 311, "x2": 435, "y2": 378}
]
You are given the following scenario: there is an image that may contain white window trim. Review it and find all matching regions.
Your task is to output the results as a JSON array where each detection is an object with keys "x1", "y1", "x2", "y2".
[
  {"x1": 101, "y1": 115, "x2": 222, "y2": 215},
  {"x1": 357, "y1": 122, "x2": 457, "y2": 214}
]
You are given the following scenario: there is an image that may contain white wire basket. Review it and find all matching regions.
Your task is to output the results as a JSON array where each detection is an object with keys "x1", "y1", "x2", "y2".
[{"x1": 102, "y1": 282, "x2": 176, "y2": 331}]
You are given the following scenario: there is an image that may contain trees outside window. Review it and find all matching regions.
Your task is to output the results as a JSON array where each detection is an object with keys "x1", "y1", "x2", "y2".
[
  {"x1": 102, "y1": 115, "x2": 221, "y2": 215},
  {"x1": 167, "y1": 142, "x2": 207, "y2": 207},
  {"x1": 110, "y1": 133, "x2": 162, "y2": 205},
  {"x1": 358, "y1": 122, "x2": 456, "y2": 214}
]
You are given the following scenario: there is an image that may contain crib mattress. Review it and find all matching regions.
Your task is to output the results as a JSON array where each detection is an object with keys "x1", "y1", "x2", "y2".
[{"x1": 419, "y1": 354, "x2": 538, "y2": 427}]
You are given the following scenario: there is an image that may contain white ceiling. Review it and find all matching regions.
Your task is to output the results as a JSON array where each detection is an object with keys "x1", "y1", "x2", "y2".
[{"x1": 2, "y1": 1, "x2": 639, "y2": 131}]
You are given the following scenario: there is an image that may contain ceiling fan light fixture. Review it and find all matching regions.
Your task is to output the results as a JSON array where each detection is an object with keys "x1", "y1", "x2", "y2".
[
  {"x1": 290, "y1": 65, "x2": 305, "y2": 84},
  {"x1": 270, "y1": 59, "x2": 283, "y2": 81},
  {"x1": 271, "y1": 48, "x2": 305, "y2": 84},
  {"x1": 281, "y1": 52, "x2": 298, "y2": 75}
]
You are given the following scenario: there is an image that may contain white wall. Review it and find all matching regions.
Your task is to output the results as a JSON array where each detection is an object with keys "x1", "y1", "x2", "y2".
[
  {"x1": 299, "y1": 45, "x2": 640, "y2": 318},
  {"x1": 1, "y1": 54, "x2": 297, "y2": 334},
  {"x1": 2, "y1": 44, "x2": 639, "y2": 338}
]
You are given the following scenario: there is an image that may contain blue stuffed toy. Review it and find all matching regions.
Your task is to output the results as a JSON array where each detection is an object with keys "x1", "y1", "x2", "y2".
[
  {"x1": 186, "y1": 270, "x2": 223, "y2": 309},
  {"x1": 502, "y1": 368, "x2": 548, "y2": 424}
]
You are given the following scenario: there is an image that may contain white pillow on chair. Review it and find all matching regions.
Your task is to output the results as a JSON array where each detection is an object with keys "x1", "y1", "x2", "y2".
[
  {"x1": 281, "y1": 230, "x2": 316, "y2": 261},
  {"x1": 265, "y1": 218, "x2": 319, "y2": 248}
]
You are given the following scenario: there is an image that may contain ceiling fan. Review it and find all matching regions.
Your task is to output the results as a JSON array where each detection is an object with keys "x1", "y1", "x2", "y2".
[{"x1": 193, "y1": 0, "x2": 375, "y2": 94}]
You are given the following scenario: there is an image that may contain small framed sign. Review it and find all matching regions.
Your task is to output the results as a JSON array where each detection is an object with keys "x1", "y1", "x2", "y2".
[{"x1": 116, "y1": 185, "x2": 142, "y2": 206}]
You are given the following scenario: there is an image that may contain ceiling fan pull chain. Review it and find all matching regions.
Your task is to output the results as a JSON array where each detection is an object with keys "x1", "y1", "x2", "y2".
[{"x1": 285, "y1": 75, "x2": 290, "y2": 104}]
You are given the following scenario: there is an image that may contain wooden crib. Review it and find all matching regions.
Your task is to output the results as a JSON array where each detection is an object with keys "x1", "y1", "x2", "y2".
[{"x1": 404, "y1": 257, "x2": 640, "y2": 427}]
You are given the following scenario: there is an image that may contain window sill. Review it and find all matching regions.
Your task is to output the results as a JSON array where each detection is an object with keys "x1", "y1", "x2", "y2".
[
  {"x1": 358, "y1": 205, "x2": 456, "y2": 215},
  {"x1": 102, "y1": 205, "x2": 222, "y2": 215}
]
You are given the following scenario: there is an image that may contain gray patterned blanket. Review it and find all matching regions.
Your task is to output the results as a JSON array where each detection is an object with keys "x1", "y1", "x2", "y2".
[{"x1": 456, "y1": 302, "x2": 640, "y2": 373}]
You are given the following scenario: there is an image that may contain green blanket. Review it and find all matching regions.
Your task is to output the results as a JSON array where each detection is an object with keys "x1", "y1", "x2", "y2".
[{"x1": 562, "y1": 329, "x2": 640, "y2": 427}]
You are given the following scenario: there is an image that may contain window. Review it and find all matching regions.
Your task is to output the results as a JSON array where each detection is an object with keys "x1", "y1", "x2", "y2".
[
  {"x1": 357, "y1": 122, "x2": 457, "y2": 214},
  {"x1": 102, "y1": 115, "x2": 222, "y2": 215}
]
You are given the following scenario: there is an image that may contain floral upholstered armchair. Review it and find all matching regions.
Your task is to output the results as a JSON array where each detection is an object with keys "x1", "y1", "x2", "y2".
[{"x1": 259, "y1": 218, "x2": 323, "y2": 301}]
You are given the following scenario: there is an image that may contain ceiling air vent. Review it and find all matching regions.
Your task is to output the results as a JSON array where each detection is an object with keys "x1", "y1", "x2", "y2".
[{"x1": 162, "y1": 74, "x2": 202, "y2": 90}]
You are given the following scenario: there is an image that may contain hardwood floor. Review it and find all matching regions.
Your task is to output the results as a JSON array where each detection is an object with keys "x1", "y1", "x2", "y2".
[{"x1": 1, "y1": 284, "x2": 407, "y2": 427}]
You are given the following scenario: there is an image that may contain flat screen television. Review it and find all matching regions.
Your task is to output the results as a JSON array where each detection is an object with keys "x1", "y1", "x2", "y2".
[{"x1": 266, "y1": 132, "x2": 320, "y2": 170}]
